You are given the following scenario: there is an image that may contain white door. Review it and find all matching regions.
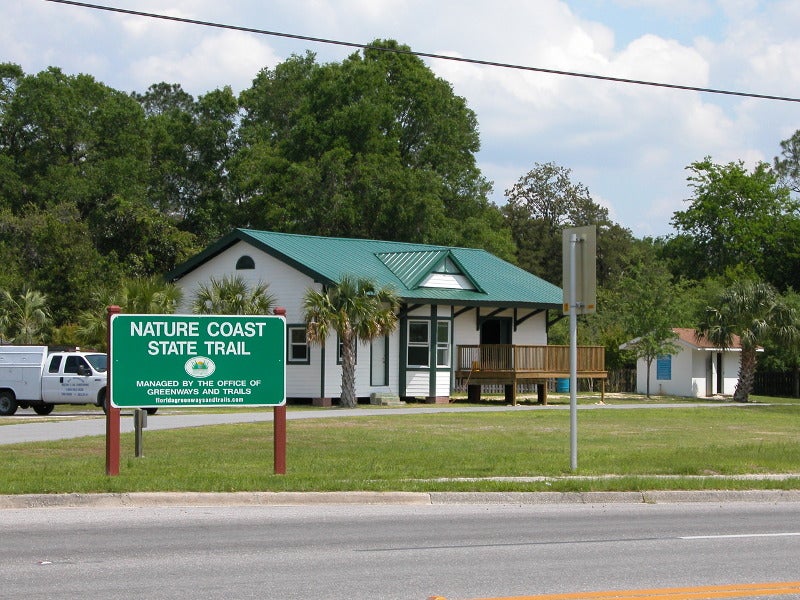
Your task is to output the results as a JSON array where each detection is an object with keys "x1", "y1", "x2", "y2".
[{"x1": 371, "y1": 337, "x2": 387, "y2": 387}]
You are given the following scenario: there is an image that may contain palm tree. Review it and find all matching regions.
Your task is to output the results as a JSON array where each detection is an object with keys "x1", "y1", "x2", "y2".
[
  {"x1": 0, "y1": 304, "x2": 9, "y2": 344},
  {"x1": 1, "y1": 287, "x2": 51, "y2": 344},
  {"x1": 76, "y1": 277, "x2": 184, "y2": 350},
  {"x1": 193, "y1": 275, "x2": 275, "y2": 315},
  {"x1": 697, "y1": 280, "x2": 798, "y2": 402},
  {"x1": 303, "y1": 276, "x2": 400, "y2": 408},
  {"x1": 125, "y1": 275, "x2": 184, "y2": 314}
]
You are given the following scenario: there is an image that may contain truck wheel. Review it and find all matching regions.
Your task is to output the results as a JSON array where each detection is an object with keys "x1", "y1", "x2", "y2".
[
  {"x1": 0, "y1": 391, "x2": 18, "y2": 416},
  {"x1": 33, "y1": 403, "x2": 55, "y2": 416},
  {"x1": 145, "y1": 408, "x2": 158, "y2": 415}
]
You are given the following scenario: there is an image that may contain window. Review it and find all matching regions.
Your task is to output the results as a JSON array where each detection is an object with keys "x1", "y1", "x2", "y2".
[
  {"x1": 420, "y1": 257, "x2": 476, "y2": 290},
  {"x1": 407, "y1": 320, "x2": 430, "y2": 367},
  {"x1": 287, "y1": 326, "x2": 310, "y2": 364},
  {"x1": 64, "y1": 355, "x2": 89, "y2": 374},
  {"x1": 235, "y1": 255, "x2": 255, "y2": 270},
  {"x1": 48, "y1": 355, "x2": 62, "y2": 374},
  {"x1": 656, "y1": 355, "x2": 672, "y2": 380},
  {"x1": 336, "y1": 335, "x2": 357, "y2": 365},
  {"x1": 436, "y1": 321, "x2": 451, "y2": 367},
  {"x1": 86, "y1": 354, "x2": 107, "y2": 372}
]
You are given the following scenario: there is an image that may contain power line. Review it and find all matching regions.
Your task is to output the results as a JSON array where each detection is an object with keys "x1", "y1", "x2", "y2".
[{"x1": 45, "y1": 0, "x2": 800, "y2": 104}]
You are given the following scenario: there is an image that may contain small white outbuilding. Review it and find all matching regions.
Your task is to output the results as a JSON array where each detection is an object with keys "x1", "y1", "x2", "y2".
[{"x1": 623, "y1": 328, "x2": 750, "y2": 398}]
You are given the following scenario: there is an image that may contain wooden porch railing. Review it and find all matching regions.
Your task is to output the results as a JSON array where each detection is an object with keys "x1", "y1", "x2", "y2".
[
  {"x1": 456, "y1": 344, "x2": 607, "y2": 377},
  {"x1": 455, "y1": 344, "x2": 607, "y2": 404}
]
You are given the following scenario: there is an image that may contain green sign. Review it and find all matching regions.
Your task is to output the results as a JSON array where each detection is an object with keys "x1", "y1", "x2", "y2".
[{"x1": 110, "y1": 314, "x2": 285, "y2": 408}]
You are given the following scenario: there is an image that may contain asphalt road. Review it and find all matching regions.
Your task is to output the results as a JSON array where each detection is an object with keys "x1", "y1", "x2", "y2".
[{"x1": 2, "y1": 502, "x2": 799, "y2": 600}]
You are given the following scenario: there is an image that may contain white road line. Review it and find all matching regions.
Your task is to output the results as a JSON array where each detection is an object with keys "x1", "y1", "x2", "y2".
[{"x1": 681, "y1": 532, "x2": 800, "y2": 539}]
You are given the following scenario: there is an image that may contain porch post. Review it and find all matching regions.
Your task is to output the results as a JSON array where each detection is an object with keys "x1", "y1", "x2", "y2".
[
  {"x1": 468, "y1": 384, "x2": 481, "y2": 402},
  {"x1": 504, "y1": 383, "x2": 515, "y2": 405},
  {"x1": 537, "y1": 380, "x2": 548, "y2": 405}
]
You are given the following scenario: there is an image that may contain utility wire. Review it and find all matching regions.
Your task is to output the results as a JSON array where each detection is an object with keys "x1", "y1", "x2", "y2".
[{"x1": 45, "y1": 0, "x2": 800, "y2": 104}]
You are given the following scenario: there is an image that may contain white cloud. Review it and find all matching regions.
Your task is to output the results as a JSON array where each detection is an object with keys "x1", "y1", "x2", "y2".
[
  {"x1": 613, "y1": 34, "x2": 708, "y2": 85},
  {"x1": 129, "y1": 30, "x2": 281, "y2": 95},
  {"x1": 118, "y1": 7, "x2": 189, "y2": 39},
  {"x1": 614, "y1": 0, "x2": 712, "y2": 13},
  {"x1": 1, "y1": 0, "x2": 798, "y2": 238}
]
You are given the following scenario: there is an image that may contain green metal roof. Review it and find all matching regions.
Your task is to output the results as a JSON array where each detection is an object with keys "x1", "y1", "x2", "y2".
[
  {"x1": 168, "y1": 229, "x2": 563, "y2": 309},
  {"x1": 376, "y1": 250, "x2": 447, "y2": 288}
]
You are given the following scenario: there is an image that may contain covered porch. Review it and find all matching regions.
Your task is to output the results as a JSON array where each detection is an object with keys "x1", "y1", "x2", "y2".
[{"x1": 455, "y1": 344, "x2": 608, "y2": 405}]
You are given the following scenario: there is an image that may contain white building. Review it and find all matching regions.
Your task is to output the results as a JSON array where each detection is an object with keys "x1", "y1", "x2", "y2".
[
  {"x1": 624, "y1": 328, "x2": 748, "y2": 397},
  {"x1": 167, "y1": 229, "x2": 564, "y2": 405}
]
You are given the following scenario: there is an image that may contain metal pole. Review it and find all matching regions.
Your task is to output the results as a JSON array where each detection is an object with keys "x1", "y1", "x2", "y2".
[
  {"x1": 569, "y1": 234, "x2": 579, "y2": 472},
  {"x1": 134, "y1": 409, "x2": 146, "y2": 458}
]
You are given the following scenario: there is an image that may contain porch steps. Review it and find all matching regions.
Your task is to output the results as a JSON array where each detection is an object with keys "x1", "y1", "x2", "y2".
[{"x1": 370, "y1": 392, "x2": 404, "y2": 406}]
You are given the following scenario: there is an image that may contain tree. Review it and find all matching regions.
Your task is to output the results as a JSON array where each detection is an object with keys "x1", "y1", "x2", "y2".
[
  {"x1": 697, "y1": 280, "x2": 798, "y2": 402},
  {"x1": 1, "y1": 66, "x2": 150, "y2": 218},
  {"x1": 192, "y1": 275, "x2": 275, "y2": 315},
  {"x1": 234, "y1": 42, "x2": 513, "y2": 256},
  {"x1": 669, "y1": 158, "x2": 799, "y2": 288},
  {"x1": 135, "y1": 83, "x2": 240, "y2": 245},
  {"x1": 623, "y1": 332, "x2": 680, "y2": 398},
  {"x1": 774, "y1": 129, "x2": 800, "y2": 194},
  {"x1": 612, "y1": 262, "x2": 684, "y2": 397},
  {"x1": 302, "y1": 277, "x2": 400, "y2": 408},
  {"x1": 75, "y1": 276, "x2": 183, "y2": 350},
  {"x1": 757, "y1": 288, "x2": 800, "y2": 397},
  {"x1": 0, "y1": 287, "x2": 50, "y2": 344},
  {"x1": 0, "y1": 64, "x2": 198, "y2": 324},
  {"x1": 0, "y1": 203, "x2": 118, "y2": 325},
  {"x1": 88, "y1": 195, "x2": 198, "y2": 277},
  {"x1": 503, "y1": 162, "x2": 594, "y2": 283},
  {"x1": 504, "y1": 162, "x2": 602, "y2": 229},
  {"x1": 502, "y1": 161, "x2": 635, "y2": 285},
  {"x1": 0, "y1": 63, "x2": 24, "y2": 210}
]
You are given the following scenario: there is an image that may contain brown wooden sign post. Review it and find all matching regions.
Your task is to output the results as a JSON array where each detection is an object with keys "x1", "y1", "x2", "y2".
[
  {"x1": 272, "y1": 307, "x2": 287, "y2": 474},
  {"x1": 106, "y1": 305, "x2": 121, "y2": 476}
]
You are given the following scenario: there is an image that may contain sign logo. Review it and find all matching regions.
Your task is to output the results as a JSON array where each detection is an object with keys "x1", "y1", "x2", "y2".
[{"x1": 185, "y1": 356, "x2": 216, "y2": 378}]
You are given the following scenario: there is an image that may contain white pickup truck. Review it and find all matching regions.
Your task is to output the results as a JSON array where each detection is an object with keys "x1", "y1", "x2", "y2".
[{"x1": 0, "y1": 346, "x2": 108, "y2": 416}]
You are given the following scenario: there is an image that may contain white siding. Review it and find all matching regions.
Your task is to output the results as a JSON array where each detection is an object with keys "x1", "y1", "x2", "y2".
[
  {"x1": 406, "y1": 371, "x2": 429, "y2": 396},
  {"x1": 406, "y1": 305, "x2": 432, "y2": 318},
  {"x1": 672, "y1": 345, "x2": 695, "y2": 397},
  {"x1": 174, "y1": 241, "x2": 316, "y2": 322},
  {"x1": 318, "y1": 336, "x2": 402, "y2": 399},
  {"x1": 689, "y1": 350, "x2": 707, "y2": 396},
  {"x1": 421, "y1": 274, "x2": 475, "y2": 290},
  {"x1": 453, "y1": 311, "x2": 479, "y2": 346},
  {"x1": 286, "y1": 348, "x2": 320, "y2": 397},
  {"x1": 722, "y1": 353, "x2": 740, "y2": 395},
  {"x1": 173, "y1": 241, "x2": 324, "y2": 399},
  {"x1": 637, "y1": 348, "x2": 742, "y2": 398},
  {"x1": 452, "y1": 308, "x2": 549, "y2": 347},
  {"x1": 435, "y1": 369, "x2": 451, "y2": 396},
  {"x1": 174, "y1": 244, "x2": 553, "y2": 401}
]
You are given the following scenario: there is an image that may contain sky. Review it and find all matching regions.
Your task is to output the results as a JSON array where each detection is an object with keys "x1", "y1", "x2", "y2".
[{"x1": 3, "y1": 0, "x2": 799, "y2": 239}]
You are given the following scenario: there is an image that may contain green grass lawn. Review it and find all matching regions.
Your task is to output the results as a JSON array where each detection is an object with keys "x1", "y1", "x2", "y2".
[{"x1": 2, "y1": 399, "x2": 799, "y2": 495}]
